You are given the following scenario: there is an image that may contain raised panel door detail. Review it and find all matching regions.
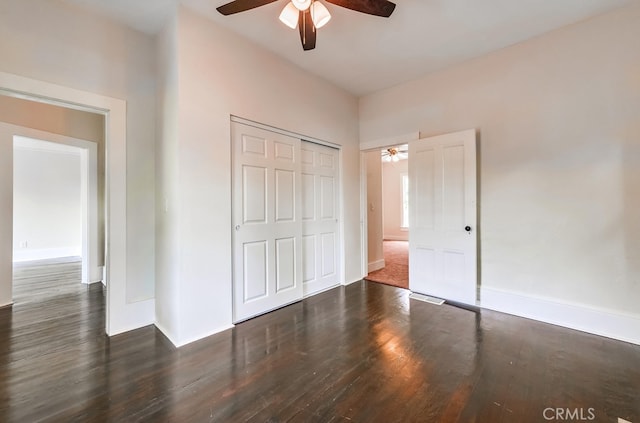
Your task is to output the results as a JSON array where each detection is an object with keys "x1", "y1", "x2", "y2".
[
  {"x1": 243, "y1": 165, "x2": 267, "y2": 224},
  {"x1": 302, "y1": 235, "x2": 316, "y2": 283},
  {"x1": 409, "y1": 129, "x2": 477, "y2": 305},
  {"x1": 243, "y1": 241, "x2": 268, "y2": 302},
  {"x1": 443, "y1": 250, "x2": 465, "y2": 286},
  {"x1": 321, "y1": 232, "x2": 336, "y2": 277},
  {"x1": 301, "y1": 141, "x2": 340, "y2": 296},
  {"x1": 320, "y1": 176, "x2": 335, "y2": 220},
  {"x1": 301, "y1": 149, "x2": 314, "y2": 165},
  {"x1": 233, "y1": 121, "x2": 303, "y2": 323},
  {"x1": 415, "y1": 149, "x2": 435, "y2": 230},
  {"x1": 443, "y1": 145, "x2": 465, "y2": 231},
  {"x1": 275, "y1": 169, "x2": 295, "y2": 222},
  {"x1": 319, "y1": 153, "x2": 334, "y2": 169},
  {"x1": 276, "y1": 238, "x2": 296, "y2": 292},
  {"x1": 414, "y1": 247, "x2": 436, "y2": 284},
  {"x1": 302, "y1": 173, "x2": 315, "y2": 221},
  {"x1": 242, "y1": 135, "x2": 266, "y2": 157},
  {"x1": 275, "y1": 141, "x2": 295, "y2": 162}
]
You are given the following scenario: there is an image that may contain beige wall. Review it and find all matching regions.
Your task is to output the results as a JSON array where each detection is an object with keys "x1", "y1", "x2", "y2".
[
  {"x1": 360, "y1": 3, "x2": 640, "y2": 321},
  {"x1": 0, "y1": 96, "x2": 104, "y2": 143},
  {"x1": 0, "y1": 0, "x2": 156, "y2": 303},
  {"x1": 366, "y1": 151, "x2": 384, "y2": 270},
  {"x1": 154, "y1": 6, "x2": 360, "y2": 345}
]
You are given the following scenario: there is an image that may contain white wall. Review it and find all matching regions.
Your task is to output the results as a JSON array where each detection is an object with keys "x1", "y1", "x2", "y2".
[
  {"x1": 155, "y1": 14, "x2": 181, "y2": 342},
  {"x1": 0, "y1": 95, "x2": 106, "y2": 265},
  {"x1": 0, "y1": 0, "x2": 156, "y2": 304},
  {"x1": 0, "y1": 127, "x2": 11, "y2": 306},
  {"x1": 360, "y1": 3, "x2": 640, "y2": 342},
  {"x1": 382, "y1": 159, "x2": 408, "y2": 241},
  {"x1": 366, "y1": 151, "x2": 384, "y2": 271},
  {"x1": 154, "y1": 6, "x2": 360, "y2": 346},
  {"x1": 13, "y1": 144, "x2": 82, "y2": 261}
]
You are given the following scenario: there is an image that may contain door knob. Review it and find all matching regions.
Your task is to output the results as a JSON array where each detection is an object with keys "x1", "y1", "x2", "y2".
[
  {"x1": 464, "y1": 226, "x2": 471, "y2": 232},
  {"x1": 235, "y1": 225, "x2": 240, "y2": 231}
]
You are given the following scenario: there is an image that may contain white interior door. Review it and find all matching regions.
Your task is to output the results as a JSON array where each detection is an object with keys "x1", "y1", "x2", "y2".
[
  {"x1": 409, "y1": 129, "x2": 477, "y2": 305},
  {"x1": 232, "y1": 122, "x2": 303, "y2": 322},
  {"x1": 301, "y1": 141, "x2": 340, "y2": 296}
]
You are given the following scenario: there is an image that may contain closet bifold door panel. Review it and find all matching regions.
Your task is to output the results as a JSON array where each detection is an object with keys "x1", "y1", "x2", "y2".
[
  {"x1": 301, "y1": 141, "x2": 340, "y2": 296},
  {"x1": 232, "y1": 122, "x2": 303, "y2": 322}
]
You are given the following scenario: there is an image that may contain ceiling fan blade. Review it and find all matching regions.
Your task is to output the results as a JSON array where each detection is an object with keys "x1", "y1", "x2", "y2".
[
  {"x1": 325, "y1": 0, "x2": 396, "y2": 17},
  {"x1": 216, "y1": 0, "x2": 278, "y2": 15},
  {"x1": 298, "y1": 10, "x2": 316, "y2": 51}
]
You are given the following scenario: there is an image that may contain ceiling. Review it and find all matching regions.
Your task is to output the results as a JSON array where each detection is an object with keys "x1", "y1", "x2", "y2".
[{"x1": 60, "y1": 0, "x2": 632, "y2": 96}]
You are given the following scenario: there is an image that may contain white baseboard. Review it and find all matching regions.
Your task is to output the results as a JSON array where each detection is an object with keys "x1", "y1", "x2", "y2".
[
  {"x1": 481, "y1": 287, "x2": 640, "y2": 346},
  {"x1": 90, "y1": 265, "x2": 104, "y2": 283},
  {"x1": 368, "y1": 259, "x2": 385, "y2": 273},
  {"x1": 176, "y1": 324, "x2": 235, "y2": 348},
  {"x1": 107, "y1": 298, "x2": 155, "y2": 337},
  {"x1": 13, "y1": 247, "x2": 81, "y2": 262},
  {"x1": 383, "y1": 235, "x2": 408, "y2": 241},
  {"x1": 154, "y1": 322, "x2": 179, "y2": 347},
  {"x1": 155, "y1": 322, "x2": 235, "y2": 348}
]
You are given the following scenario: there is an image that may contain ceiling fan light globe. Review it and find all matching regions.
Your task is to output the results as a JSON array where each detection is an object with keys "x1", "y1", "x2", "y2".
[
  {"x1": 311, "y1": 1, "x2": 331, "y2": 28},
  {"x1": 292, "y1": 0, "x2": 311, "y2": 11},
  {"x1": 392, "y1": 155, "x2": 399, "y2": 162},
  {"x1": 279, "y1": 2, "x2": 299, "y2": 29}
]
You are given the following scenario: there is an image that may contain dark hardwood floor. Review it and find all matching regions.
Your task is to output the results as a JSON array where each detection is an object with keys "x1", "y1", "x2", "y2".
[{"x1": 1, "y1": 261, "x2": 639, "y2": 422}]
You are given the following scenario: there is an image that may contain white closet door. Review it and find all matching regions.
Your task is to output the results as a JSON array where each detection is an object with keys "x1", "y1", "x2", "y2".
[
  {"x1": 232, "y1": 122, "x2": 302, "y2": 322},
  {"x1": 301, "y1": 141, "x2": 340, "y2": 296},
  {"x1": 409, "y1": 129, "x2": 477, "y2": 305}
]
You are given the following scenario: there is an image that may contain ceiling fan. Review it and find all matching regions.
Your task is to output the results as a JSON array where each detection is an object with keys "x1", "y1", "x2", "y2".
[
  {"x1": 381, "y1": 146, "x2": 407, "y2": 162},
  {"x1": 216, "y1": 0, "x2": 396, "y2": 51}
]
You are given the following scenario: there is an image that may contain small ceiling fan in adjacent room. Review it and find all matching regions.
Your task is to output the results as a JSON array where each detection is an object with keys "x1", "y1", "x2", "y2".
[
  {"x1": 381, "y1": 145, "x2": 407, "y2": 162},
  {"x1": 216, "y1": 0, "x2": 396, "y2": 51}
]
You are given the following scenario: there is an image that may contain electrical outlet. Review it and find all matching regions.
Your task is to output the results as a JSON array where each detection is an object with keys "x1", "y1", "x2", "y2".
[{"x1": 19, "y1": 241, "x2": 28, "y2": 248}]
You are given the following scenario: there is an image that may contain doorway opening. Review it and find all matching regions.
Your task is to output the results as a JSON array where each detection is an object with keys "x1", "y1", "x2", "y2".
[
  {"x1": 360, "y1": 129, "x2": 478, "y2": 306},
  {"x1": 12, "y1": 134, "x2": 102, "y2": 306},
  {"x1": 363, "y1": 144, "x2": 409, "y2": 289},
  {"x1": 0, "y1": 71, "x2": 139, "y2": 336}
]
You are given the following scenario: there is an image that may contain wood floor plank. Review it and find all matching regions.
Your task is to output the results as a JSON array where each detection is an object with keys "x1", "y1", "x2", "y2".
[{"x1": 0, "y1": 265, "x2": 638, "y2": 422}]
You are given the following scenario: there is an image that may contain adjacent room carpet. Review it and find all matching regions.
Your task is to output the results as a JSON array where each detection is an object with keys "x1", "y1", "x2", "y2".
[{"x1": 365, "y1": 240, "x2": 408, "y2": 289}]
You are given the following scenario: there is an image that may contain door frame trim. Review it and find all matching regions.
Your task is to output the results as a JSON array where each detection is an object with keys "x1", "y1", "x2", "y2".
[
  {"x1": 231, "y1": 115, "x2": 340, "y2": 150},
  {"x1": 0, "y1": 71, "x2": 154, "y2": 336},
  {"x1": 359, "y1": 132, "x2": 420, "y2": 279}
]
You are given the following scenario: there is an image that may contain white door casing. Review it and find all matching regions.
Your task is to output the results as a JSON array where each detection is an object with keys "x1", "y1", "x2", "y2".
[
  {"x1": 301, "y1": 141, "x2": 340, "y2": 296},
  {"x1": 232, "y1": 122, "x2": 303, "y2": 322},
  {"x1": 409, "y1": 129, "x2": 477, "y2": 305}
]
